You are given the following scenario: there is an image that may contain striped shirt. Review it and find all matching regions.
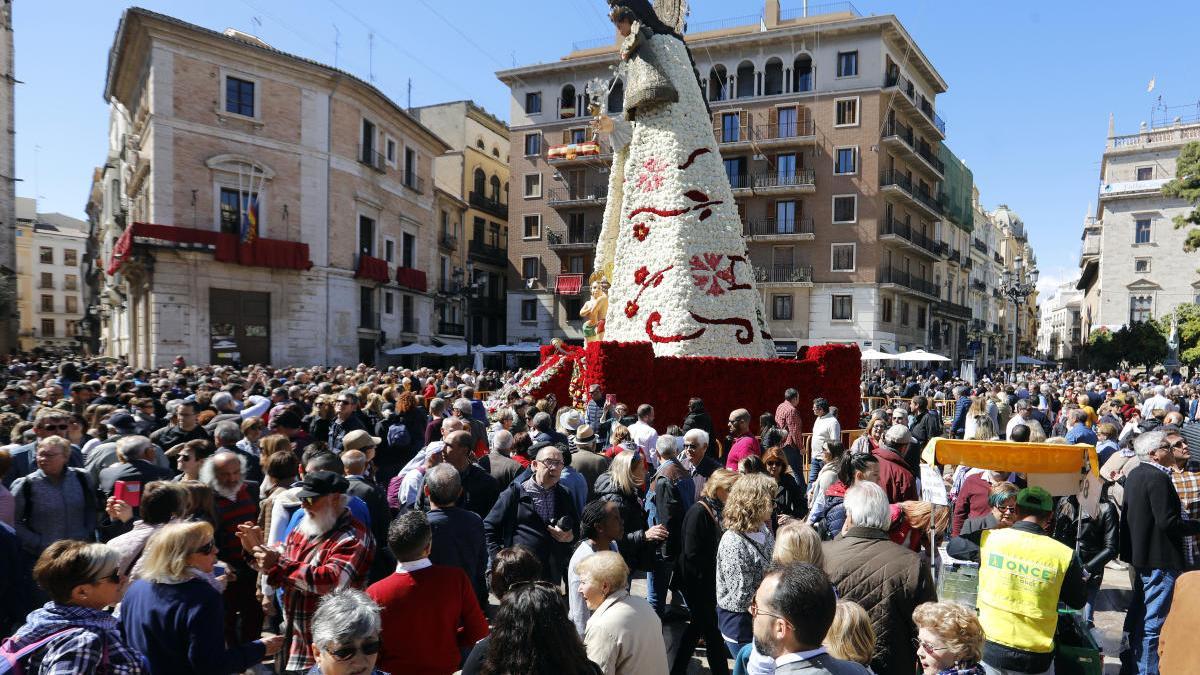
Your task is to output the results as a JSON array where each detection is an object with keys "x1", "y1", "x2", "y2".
[{"x1": 213, "y1": 484, "x2": 258, "y2": 565}]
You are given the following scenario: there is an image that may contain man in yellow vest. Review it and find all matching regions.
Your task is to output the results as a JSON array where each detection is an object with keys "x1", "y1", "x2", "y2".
[{"x1": 977, "y1": 486, "x2": 1086, "y2": 674}]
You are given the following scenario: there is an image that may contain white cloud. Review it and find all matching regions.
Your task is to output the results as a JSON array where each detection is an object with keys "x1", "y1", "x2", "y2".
[{"x1": 1035, "y1": 266, "x2": 1078, "y2": 301}]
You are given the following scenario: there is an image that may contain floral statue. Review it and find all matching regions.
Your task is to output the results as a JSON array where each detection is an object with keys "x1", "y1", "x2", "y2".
[
  {"x1": 590, "y1": 0, "x2": 775, "y2": 359},
  {"x1": 579, "y1": 277, "x2": 610, "y2": 343}
]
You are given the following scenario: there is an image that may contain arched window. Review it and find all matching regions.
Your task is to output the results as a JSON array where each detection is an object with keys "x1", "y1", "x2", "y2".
[
  {"x1": 708, "y1": 65, "x2": 728, "y2": 101},
  {"x1": 764, "y1": 58, "x2": 784, "y2": 96},
  {"x1": 793, "y1": 54, "x2": 813, "y2": 92},
  {"x1": 492, "y1": 147, "x2": 500, "y2": 157},
  {"x1": 473, "y1": 168, "x2": 486, "y2": 196},
  {"x1": 607, "y1": 80, "x2": 625, "y2": 113},
  {"x1": 490, "y1": 175, "x2": 501, "y2": 201},
  {"x1": 736, "y1": 61, "x2": 755, "y2": 98},
  {"x1": 560, "y1": 84, "x2": 576, "y2": 119},
  {"x1": 476, "y1": 138, "x2": 485, "y2": 150}
]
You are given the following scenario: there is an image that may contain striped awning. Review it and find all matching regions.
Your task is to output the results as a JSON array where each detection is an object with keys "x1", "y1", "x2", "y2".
[{"x1": 555, "y1": 273, "x2": 584, "y2": 295}]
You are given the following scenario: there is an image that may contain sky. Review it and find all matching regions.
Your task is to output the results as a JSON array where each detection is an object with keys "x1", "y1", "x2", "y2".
[{"x1": 13, "y1": 0, "x2": 1200, "y2": 300}]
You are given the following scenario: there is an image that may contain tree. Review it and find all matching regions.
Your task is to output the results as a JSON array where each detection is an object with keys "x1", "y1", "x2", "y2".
[
  {"x1": 1155, "y1": 304, "x2": 1200, "y2": 367},
  {"x1": 1161, "y1": 141, "x2": 1200, "y2": 253},
  {"x1": 1118, "y1": 321, "x2": 1168, "y2": 370},
  {"x1": 1080, "y1": 327, "x2": 1119, "y2": 370}
]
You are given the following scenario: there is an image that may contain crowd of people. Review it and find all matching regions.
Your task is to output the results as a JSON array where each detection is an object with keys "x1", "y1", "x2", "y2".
[{"x1": 0, "y1": 355, "x2": 1196, "y2": 675}]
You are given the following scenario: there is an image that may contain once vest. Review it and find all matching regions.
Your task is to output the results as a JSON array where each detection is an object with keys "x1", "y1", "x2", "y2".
[{"x1": 978, "y1": 527, "x2": 1073, "y2": 654}]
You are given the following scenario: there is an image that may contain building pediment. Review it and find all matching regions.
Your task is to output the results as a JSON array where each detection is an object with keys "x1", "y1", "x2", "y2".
[
  {"x1": 1125, "y1": 278, "x2": 1161, "y2": 291},
  {"x1": 205, "y1": 154, "x2": 275, "y2": 179}
]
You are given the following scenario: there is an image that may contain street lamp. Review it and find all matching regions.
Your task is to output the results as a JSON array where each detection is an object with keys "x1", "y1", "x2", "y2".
[
  {"x1": 450, "y1": 266, "x2": 486, "y2": 362},
  {"x1": 1001, "y1": 255, "x2": 1038, "y2": 379}
]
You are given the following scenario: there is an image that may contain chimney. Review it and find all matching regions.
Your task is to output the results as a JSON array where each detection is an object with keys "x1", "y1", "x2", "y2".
[{"x1": 765, "y1": 0, "x2": 781, "y2": 28}]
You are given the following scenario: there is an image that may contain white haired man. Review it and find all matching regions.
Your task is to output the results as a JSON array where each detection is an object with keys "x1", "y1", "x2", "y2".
[
  {"x1": 202, "y1": 450, "x2": 263, "y2": 649},
  {"x1": 238, "y1": 470, "x2": 375, "y2": 673},
  {"x1": 681, "y1": 428, "x2": 721, "y2": 497}
]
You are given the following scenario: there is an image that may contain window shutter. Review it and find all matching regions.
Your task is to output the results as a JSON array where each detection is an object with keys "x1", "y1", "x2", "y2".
[
  {"x1": 769, "y1": 106, "x2": 779, "y2": 137},
  {"x1": 712, "y1": 112, "x2": 722, "y2": 134},
  {"x1": 562, "y1": 130, "x2": 571, "y2": 144},
  {"x1": 766, "y1": 199, "x2": 776, "y2": 227}
]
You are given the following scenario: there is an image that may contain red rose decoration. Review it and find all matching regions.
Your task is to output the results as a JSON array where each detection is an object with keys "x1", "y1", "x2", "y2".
[
  {"x1": 624, "y1": 301, "x2": 639, "y2": 318},
  {"x1": 634, "y1": 266, "x2": 649, "y2": 286},
  {"x1": 633, "y1": 222, "x2": 650, "y2": 241}
]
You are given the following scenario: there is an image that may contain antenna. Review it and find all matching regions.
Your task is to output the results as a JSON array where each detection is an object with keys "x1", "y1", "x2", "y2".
[
  {"x1": 407, "y1": 78, "x2": 412, "y2": 111},
  {"x1": 333, "y1": 24, "x2": 340, "y2": 69},
  {"x1": 368, "y1": 31, "x2": 375, "y2": 83},
  {"x1": 251, "y1": 16, "x2": 262, "y2": 31}
]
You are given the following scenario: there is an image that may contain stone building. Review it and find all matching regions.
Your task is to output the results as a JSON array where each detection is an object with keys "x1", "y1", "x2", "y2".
[
  {"x1": 412, "y1": 100, "x2": 511, "y2": 348},
  {"x1": 14, "y1": 198, "x2": 89, "y2": 352},
  {"x1": 991, "y1": 204, "x2": 1039, "y2": 362},
  {"x1": 1078, "y1": 116, "x2": 1200, "y2": 339},
  {"x1": 497, "y1": 1, "x2": 988, "y2": 355},
  {"x1": 89, "y1": 8, "x2": 450, "y2": 367},
  {"x1": 0, "y1": 0, "x2": 16, "y2": 355},
  {"x1": 1037, "y1": 279, "x2": 1082, "y2": 364}
]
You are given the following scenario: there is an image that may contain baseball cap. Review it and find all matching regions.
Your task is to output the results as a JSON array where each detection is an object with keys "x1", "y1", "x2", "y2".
[
  {"x1": 1015, "y1": 486, "x2": 1052, "y2": 514},
  {"x1": 342, "y1": 429, "x2": 381, "y2": 452},
  {"x1": 103, "y1": 411, "x2": 137, "y2": 433},
  {"x1": 295, "y1": 470, "x2": 349, "y2": 499}
]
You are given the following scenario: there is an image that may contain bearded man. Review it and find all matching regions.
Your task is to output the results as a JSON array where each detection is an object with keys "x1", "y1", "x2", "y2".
[
  {"x1": 202, "y1": 450, "x2": 263, "y2": 647},
  {"x1": 238, "y1": 470, "x2": 375, "y2": 674}
]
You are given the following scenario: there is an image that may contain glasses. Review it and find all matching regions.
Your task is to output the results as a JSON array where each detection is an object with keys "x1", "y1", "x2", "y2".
[
  {"x1": 95, "y1": 570, "x2": 122, "y2": 585},
  {"x1": 996, "y1": 504, "x2": 1017, "y2": 513},
  {"x1": 914, "y1": 638, "x2": 949, "y2": 655},
  {"x1": 194, "y1": 540, "x2": 216, "y2": 555},
  {"x1": 1165, "y1": 440, "x2": 1188, "y2": 450},
  {"x1": 326, "y1": 640, "x2": 381, "y2": 661},
  {"x1": 682, "y1": 442, "x2": 698, "y2": 448},
  {"x1": 336, "y1": 399, "x2": 353, "y2": 405},
  {"x1": 178, "y1": 454, "x2": 194, "y2": 462},
  {"x1": 748, "y1": 598, "x2": 790, "y2": 624},
  {"x1": 39, "y1": 423, "x2": 70, "y2": 432},
  {"x1": 537, "y1": 458, "x2": 564, "y2": 468}
]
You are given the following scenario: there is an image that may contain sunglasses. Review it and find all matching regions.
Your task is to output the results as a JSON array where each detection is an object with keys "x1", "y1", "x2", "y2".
[
  {"x1": 39, "y1": 423, "x2": 70, "y2": 431},
  {"x1": 536, "y1": 458, "x2": 564, "y2": 468},
  {"x1": 95, "y1": 570, "x2": 122, "y2": 585},
  {"x1": 327, "y1": 640, "x2": 381, "y2": 661},
  {"x1": 194, "y1": 540, "x2": 216, "y2": 555}
]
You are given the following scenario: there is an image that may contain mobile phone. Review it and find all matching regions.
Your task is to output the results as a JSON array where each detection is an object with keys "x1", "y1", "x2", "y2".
[
  {"x1": 606, "y1": 394, "x2": 616, "y2": 406},
  {"x1": 114, "y1": 480, "x2": 142, "y2": 508}
]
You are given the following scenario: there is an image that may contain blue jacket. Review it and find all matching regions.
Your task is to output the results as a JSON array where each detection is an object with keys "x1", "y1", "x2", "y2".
[
  {"x1": 950, "y1": 397, "x2": 971, "y2": 438},
  {"x1": 121, "y1": 577, "x2": 265, "y2": 674},
  {"x1": 1064, "y1": 423, "x2": 1098, "y2": 446},
  {"x1": 428, "y1": 506, "x2": 488, "y2": 607}
]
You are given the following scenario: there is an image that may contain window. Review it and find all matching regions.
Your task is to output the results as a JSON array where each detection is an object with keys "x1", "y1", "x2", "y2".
[
  {"x1": 39, "y1": 272, "x2": 52, "y2": 289},
  {"x1": 64, "y1": 275, "x2": 77, "y2": 291},
  {"x1": 772, "y1": 294, "x2": 793, "y2": 320},
  {"x1": 832, "y1": 195, "x2": 857, "y2": 223},
  {"x1": 386, "y1": 138, "x2": 397, "y2": 165},
  {"x1": 564, "y1": 297, "x2": 583, "y2": 319},
  {"x1": 39, "y1": 246, "x2": 52, "y2": 264},
  {"x1": 917, "y1": 306, "x2": 926, "y2": 329},
  {"x1": 384, "y1": 292, "x2": 394, "y2": 315},
  {"x1": 776, "y1": 154, "x2": 797, "y2": 183},
  {"x1": 881, "y1": 297, "x2": 893, "y2": 323},
  {"x1": 358, "y1": 215, "x2": 376, "y2": 257},
  {"x1": 775, "y1": 201, "x2": 796, "y2": 233},
  {"x1": 401, "y1": 232, "x2": 415, "y2": 268},
  {"x1": 523, "y1": 214, "x2": 541, "y2": 239},
  {"x1": 66, "y1": 296, "x2": 77, "y2": 313},
  {"x1": 836, "y1": 51, "x2": 858, "y2": 77},
  {"x1": 832, "y1": 295, "x2": 853, "y2": 320},
  {"x1": 525, "y1": 91, "x2": 542, "y2": 114},
  {"x1": 64, "y1": 250, "x2": 77, "y2": 266},
  {"x1": 524, "y1": 174, "x2": 541, "y2": 198},
  {"x1": 831, "y1": 243, "x2": 856, "y2": 271},
  {"x1": 721, "y1": 112, "x2": 741, "y2": 143},
  {"x1": 1129, "y1": 295, "x2": 1153, "y2": 323},
  {"x1": 384, "y1": 239, "x2": 395, "y2": 264},
  {"x1": 41, "y1": 319, "x2": 55, "y2": 337},
  {"x1": 225, "y1": 76, "x2": 255, "y2": 117},
  {"x1": 777, "y1": 107, "x2": 797, "y2": 137},
  {"x1": 41, "y1": 295, "x2": 53, "y2": 312},
  {"x1": 835, "y1": 98, "x2": 859, "y2": 126},
  {"x1": 522, "y1": 256, "x2": 540, "y2": 282},
  {"x1": 360, "y1": 287, "x2": 375, "y2": 329},
  {"x1": 219, "y1": 187, "x2": 259, "y2": 236},
  {"x1": 404, "y1": 148, "x2": 417, "y2": 188},
  {"x1": 724, "y1": 157, "x2": 747, "y2": 188},
  {"x1": 401, "y1": 295, "x2": 415, "y2": 331},
  {"x1": 1134, "y1": 218, "x2": 1151, "y2": 244},
  {"x1": 1134, "y1": 258, "x2": 1150, "y2": 273},
  {"x1": 521, "y1": 299, "x2": 538, "y2": 322},
  {"x1": 569, "y1": 128, "x2": 587, "y2": 144},
  {"x1": 834, "y1": 147, "x2": 857, "y2": 175},
  {"x1": 524, "y1": 133, "x2": 541, "y2": 157},
  {"x1": 900, "y1": 301, "x2": 910, "y2": 326},
  {"x1": 65, "y1": 320, "x2": 77, "y2": 337},
  {"x1": 360, "y1": 119, "x2": 376, "y2": 161},
  {"x1": 1136, "y1": 166, "x2": 1154, "y2": 181},
  {"x1": 568, "y1": 255, "x2": 585, "y2": 274}
]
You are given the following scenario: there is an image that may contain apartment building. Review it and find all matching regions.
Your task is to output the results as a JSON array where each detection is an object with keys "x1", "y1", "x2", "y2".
[
  {"x1": 497, "y1": 1, "x2": 958, "y2": 354},
  {"x1": 1037, "y1": 279, "x2": 1082, "y2": 363},
  {"x1": 89, "y1": 8, "x2": 449, "y2": 367},
  {"x1": 412, "y1": 101, "x2": 511, "y2": 347},
  {"x1": 991, "y1": 204, "x2": 1039, "y2": 361},
  {"x1": 1078, "y1": 116, "x2": 1200, "y2": 340},
  {"x1": 14, "y1": 198, "x2": 89, "y2": 351}
]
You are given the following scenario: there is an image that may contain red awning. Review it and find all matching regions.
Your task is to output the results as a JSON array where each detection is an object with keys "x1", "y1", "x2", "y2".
[{"x1": 555, "y1": 273, "x2": 584, "y2": 295}]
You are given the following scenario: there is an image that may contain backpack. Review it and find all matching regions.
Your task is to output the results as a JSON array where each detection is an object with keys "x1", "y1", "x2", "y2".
[
  {"x1": 386, "y1": 418, "x2": 411, "y2": 449},
  {"x1": 0, "y1": 628, "x2": 94, "y2": 675}
]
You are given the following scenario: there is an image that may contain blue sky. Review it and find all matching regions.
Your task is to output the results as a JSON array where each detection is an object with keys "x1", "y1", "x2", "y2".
[{"x1": 14, "y1": 1, "x2": 1198, "y2": 297}]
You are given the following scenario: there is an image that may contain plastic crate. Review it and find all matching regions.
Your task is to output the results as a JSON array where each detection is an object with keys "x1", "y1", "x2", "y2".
[
  {"x1": 1054, "y1": 609, "x2": 1103, "y2": 675},
  {"x1": 937, "y1": 556, "x2": 979, "y2": 608}
]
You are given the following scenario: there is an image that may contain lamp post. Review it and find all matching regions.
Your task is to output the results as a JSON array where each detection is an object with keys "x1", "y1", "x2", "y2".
[
  {"x1": 450, "y1": 266, "x2": 486, "y2": 363},
  {"x1": 1001, "y1": 255, "x2": 1038, "y2": 380}
]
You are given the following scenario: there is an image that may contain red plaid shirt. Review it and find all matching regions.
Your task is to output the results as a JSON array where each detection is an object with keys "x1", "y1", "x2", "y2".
[
  {"x1": 267, "y1": 511, "x2": 375, "y2": 671},
  {"x1": 1171, "y1": 464, "x2": 1200, "y2": 567}
]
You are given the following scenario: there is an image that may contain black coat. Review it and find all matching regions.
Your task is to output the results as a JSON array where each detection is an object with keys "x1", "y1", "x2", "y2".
[
  {"x1": 1053, "y1": 497, "x2": 1119, "y2": 576},
  {"x1": 483, "y1": 481, "x2": 578, "y2": 581},
  {"x1": 682, "y1": 410, "x2": 713, "y2": 437},
  {"x1": 773, "y1": 471, "x2": 808, "y2": 524},
  {"x1": 1120, "y1": 462, "x2": 1200, "y2": 569},
  {"x1": 672, "y1": 497, "x2": 721, "y2": 606},
  {"x1": 593, "y1": 472, "x2": 655, "y2": 570}
]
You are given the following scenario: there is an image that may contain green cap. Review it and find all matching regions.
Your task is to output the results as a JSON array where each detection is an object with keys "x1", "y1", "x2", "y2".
[{"x1": 1016, "y1": 486, "x2": 1053, "y2": 513}]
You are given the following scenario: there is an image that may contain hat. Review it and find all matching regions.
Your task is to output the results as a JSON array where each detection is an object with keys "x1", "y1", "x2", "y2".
[
  {"x1": 1015, "y1": 486, "x2": 1052, "y2": 513},
  {"x1": 561, "y1": 409, "x2": 583, "y2": 432},
  {"x1": 103, "y1": 411, "x2": 137, "y2": 433},
  {"x1": 295, "y1": 470, "x2": 349, "y2": 499},
  {"x1": 342, "y1": 429, "x2": 381, "y2": 452},
  {"x1": 575, "y1": 424, "x2": 596, "y2": 446},
  {"x1": 589, "y1": 383, "x2": 602, "y2": 392}
]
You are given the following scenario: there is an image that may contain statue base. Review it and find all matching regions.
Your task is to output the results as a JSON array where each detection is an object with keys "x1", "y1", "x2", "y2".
[{"x1": 499, "y1": 341, "x2": 861, "y2": 435}]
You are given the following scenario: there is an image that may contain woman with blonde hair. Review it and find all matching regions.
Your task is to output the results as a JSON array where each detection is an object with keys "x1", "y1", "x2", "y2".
[
  {"x1": 911, "y1": 601, "x2": 985, "y2": 674},
  {"x1": 963, "y1": 396, "x2": 989, "y2": 441},
  {"x1": 593, "y1": 450, "x2": 667, "y2": 570},
  {"x1": 772, "y1": 520, "x2": 824, "y2": 567},
  {"x1": 604, "y1": 423, "x2": 634, "y2": 459},
  {"x1": 121, "y1": 521, "x2": 283, "y2": 674},
  {"x1": 715, "y1": 472, "x2": 777, "y2": 658},
  {"x1": 890, "y1": 501, "x2": 951, "y2": 554},
  {"x1": 825, "y1": 600, "x2": 876, "y2": 667},
  {"x1": 237, "y1": 417, "x2": 264, "y2": 457}
]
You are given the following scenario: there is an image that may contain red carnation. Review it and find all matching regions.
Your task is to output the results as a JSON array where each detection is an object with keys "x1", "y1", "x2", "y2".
[
  {"x1": 632, "y1": 222, "x2": 650, "y2": 241},
  {"x1": 624, "y1": 301, "x2": 639, "y2": 318},
  {"x1": 634, "y1": 266, "x2": 649, "y2": 285}
]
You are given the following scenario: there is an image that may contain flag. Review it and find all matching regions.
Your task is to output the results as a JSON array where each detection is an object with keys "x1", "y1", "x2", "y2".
[
  {"x1": 1147, "y1": 76, "x2": 1155, "y2": 93},
  {"x1": 241, "y1": 194, "x2": 258, "y2": 244}
]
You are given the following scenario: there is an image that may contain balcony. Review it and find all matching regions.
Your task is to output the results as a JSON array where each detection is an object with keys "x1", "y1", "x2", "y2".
[
  {"x1": 714, "y1": 120, "x2": 816, "y2": 148},
  {"x1": 468, "y1": 240, "x2": 507, "y2": 266},
  {"x1": 546, "y1": 141, "x2": 611, "y2": 168},
  {"x1": 468, "y1": 191, "x2": 508, "y2": 219},
  {"x1": 882, "y1": 72, "x2": 945, "y2": 138},
  {"x1": 398, "y1": 170, "x2": 424, "y2": 193},
  {"x1": 438, "y1": 231, "x2": 458, "y2": 251},
  {"x1": 881, "y1": 120, "x2": 943, "y2": 178},
  {"x1": 935, "y1": 302, "x2": 972, "y2": 321},
  {"x1": 438, "y1": 321, "x2": 465, "y2": 337},
  {"x1": 971, "y1": 279, "x2": 987, "y2": 292},
  {"x1": 973, "y1": 238, "x2": 988, "y2": 254},
  {"x1": 878, "y1": 170, "x2": 944, "y2": 219},
  {"x1": 878, "y1": 216, "x2": 940, "y2": 258},
  {"x1": 744, "y1": 216, "x2": 815, "y2": 240},
  {"x1": 755, "y1": 264, "x2": 813, "y2": 286},
  {"x1": 971, "y1": 318, "x2": 987, "y2": 332},
  {"x1": 963, "y1": 257, "x2": 973, "y2": 271},
  {"x1": 994, "y1": 251, "x2": 1005, "y2": 265},
  {"x1": 876, "y1": 266, "x2": 937, "y2": 299},
  {"x1": 547, "y1": 224, "x2": 601, "y2": 251},
  {"x1": 992, "y1": 288, "x2": 1002, "y2": 300},
  {"x1": 750, "y1": 169, "x2": 816, "y2": 195},
  {"x1": 547, "y1": 185, "x2": 608, "y2": 208},
  {"x1": 358, "y1": 145, "x2": 386, "y2": 173}
]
